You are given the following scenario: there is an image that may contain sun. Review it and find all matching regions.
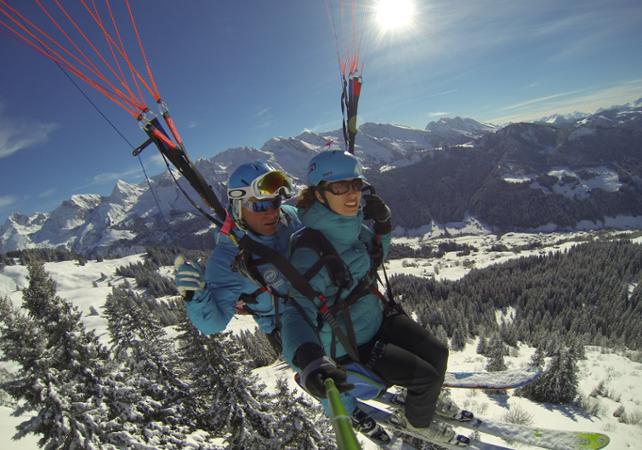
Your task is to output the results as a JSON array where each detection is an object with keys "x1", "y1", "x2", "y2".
[{"x1": 374, "y1": 0, "x2": 415, "y2": 32}]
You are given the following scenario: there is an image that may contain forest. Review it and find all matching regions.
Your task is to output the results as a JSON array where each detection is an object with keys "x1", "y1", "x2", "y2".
[{"x1": 1, "y1": 240, "x2": 641, "y2": 448}]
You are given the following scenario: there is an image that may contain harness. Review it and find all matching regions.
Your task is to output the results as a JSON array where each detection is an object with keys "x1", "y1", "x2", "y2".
[{"x1": 236, "y1": 225, "x2": 401, "y2": 363}]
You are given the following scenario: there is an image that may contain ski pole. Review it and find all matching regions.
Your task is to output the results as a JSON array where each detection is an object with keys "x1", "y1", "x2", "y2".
[{"x1": 324, "y1": 378, "x2": 362, "y2": 450}]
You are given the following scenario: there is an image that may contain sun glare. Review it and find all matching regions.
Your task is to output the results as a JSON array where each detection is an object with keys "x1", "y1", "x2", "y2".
[{"x1": 375, "y1": 0, "x2": 415, "y2": 32}]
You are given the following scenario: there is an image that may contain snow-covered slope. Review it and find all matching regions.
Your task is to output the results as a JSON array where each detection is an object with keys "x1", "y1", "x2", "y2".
[{"x1": 3, "y1": 230, "x2": 641, "y2": 449}]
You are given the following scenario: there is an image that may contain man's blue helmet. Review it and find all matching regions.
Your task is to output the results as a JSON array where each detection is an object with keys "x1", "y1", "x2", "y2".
[
  {"x1": 226, "y1": 161, "x2": 293, "y2": 225},
  {"x1": 306, "y1": 150, "x2": 366, "y2": 186}
]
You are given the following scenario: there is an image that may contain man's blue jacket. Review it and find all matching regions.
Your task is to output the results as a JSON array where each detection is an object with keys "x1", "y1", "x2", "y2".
[{"x1": 186, "y1": 205, "x2": 302, "y2": 335}]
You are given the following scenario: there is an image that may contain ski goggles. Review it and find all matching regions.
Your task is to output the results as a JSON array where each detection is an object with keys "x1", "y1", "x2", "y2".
[
  {"x1": 228, "y1": 170, "x2": 293, "y2": 201},
  {"x1": 243, "y1": 196, "x2": 282, "y2": 213},
  {"x1": 323, "y1": 178, "x2": 368, "y2": 195}
]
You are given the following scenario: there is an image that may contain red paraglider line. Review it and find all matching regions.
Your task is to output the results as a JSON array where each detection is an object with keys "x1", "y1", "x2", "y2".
[
  {"x1": 0, "y1": 0, "x2": 143, "y2": 113},
  {"x1": 91, "y1": 0, "x2": 144, "y2": 107},
  {"x1": 0, "y1": 5, "x2": 143, "y2": 116},
  {"x1": 50, "y1": 0, "x2": 143, "y2": 107},
  {"x1": 78, "y1": 0, "x2": 154, "y2": 104},
  {"x1": 125, "y1": 0, "x2": 161, "y2": 102}
]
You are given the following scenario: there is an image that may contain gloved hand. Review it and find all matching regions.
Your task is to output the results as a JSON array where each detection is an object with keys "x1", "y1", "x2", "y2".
[
  {"x1": 174, "y1": 255, "x2": 205, "y2": 300},
  {"x1": 363, "y1": 194, "x2": 392, "y2": 234},
  {"x1": 301, "y1": 356, "x2": 354, "y2": 398}
]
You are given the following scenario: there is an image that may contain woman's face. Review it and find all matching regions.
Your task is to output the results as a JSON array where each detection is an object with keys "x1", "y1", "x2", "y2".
[{"x1": 315, "y1": 178, "x2": 365, "y2": 216}]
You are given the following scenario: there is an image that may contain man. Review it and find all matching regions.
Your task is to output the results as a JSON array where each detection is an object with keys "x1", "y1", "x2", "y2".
[{"x1": 175, "y1": 161, "x2": 302, "y2": 349}]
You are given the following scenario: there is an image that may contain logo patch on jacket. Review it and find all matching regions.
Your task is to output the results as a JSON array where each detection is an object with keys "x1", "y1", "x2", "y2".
[{"x1": 263, "y1": 268, "x2": 279, "y2": 284}]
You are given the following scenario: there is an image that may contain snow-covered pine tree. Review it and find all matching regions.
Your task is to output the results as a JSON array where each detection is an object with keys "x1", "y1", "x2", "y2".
[
  {"x1": 434, "y1": 324, "x2": 449, "y2": 346},
  {"x1": 485, "y1": 335, "x2": 507, "y2": 372},
  {"x1": 103, "y1": 287, "x2": 203, "y2": 448},
  {"x1": 163, "y1": 299, "x2": 277, "y2": 448},
  {"x1": 476, "y1": 336, "x2": 489, "y2": 355},
  {"x1": 517, "y1": 346, "x2": 578, "y2": 404},
  {"x1": 529, "y1": 346, "x2": 545, "y2": 369},
  {"x1": 173, "y1": 305, "x2": 228, "y2": 434},
  {"x1": 484, "y1": 334, "x2": 508, "y2": 396},
  {"x1": 207, "y1": 332, "x2": 277, "y2": 449},
  {"x1": 235, "y1": 328, "x2": 278, "y2": 369},
  {"x1": 271, "y1": 377, "x2": 335, "y2": 449},
  {"x1": 0, "y1": 262, "x2": 112, "y2": 448},
  {"x1": 450, "y1": 327, "x2": 467, "y2": 351}
]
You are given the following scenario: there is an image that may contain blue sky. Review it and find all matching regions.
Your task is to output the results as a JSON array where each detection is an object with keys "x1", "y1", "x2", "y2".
[{"x1": 1, "y1": 0, "x2": 641, "y2": 223}]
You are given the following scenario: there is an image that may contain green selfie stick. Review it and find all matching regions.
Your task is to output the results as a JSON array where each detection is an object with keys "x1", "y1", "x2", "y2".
[{"x1": 324, "y1": 378, "x2": 362, "y2": 450}]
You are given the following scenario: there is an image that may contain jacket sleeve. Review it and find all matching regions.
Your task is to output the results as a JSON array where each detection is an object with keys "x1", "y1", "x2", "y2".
[
  {"x1": 281, "y1": 246, "x2": 332, "y2": 368},
  {"x1": 185, "y1": 235, "x2": 244, "y2": 335}
]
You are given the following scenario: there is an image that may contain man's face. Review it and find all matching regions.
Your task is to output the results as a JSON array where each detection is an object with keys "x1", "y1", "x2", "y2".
[{"x1": 241, "y1": 197, "x2": 281, "y2": 236}]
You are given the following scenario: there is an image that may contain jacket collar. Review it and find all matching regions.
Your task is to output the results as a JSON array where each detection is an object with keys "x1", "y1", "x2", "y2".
[{"x1": 301, "y1": 202, "x2": 363, "y2": 248}]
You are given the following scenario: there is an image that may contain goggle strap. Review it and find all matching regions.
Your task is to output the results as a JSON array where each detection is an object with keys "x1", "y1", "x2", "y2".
[{"x1": 221, "y1": 210, "x2": 236, "y2": 235}]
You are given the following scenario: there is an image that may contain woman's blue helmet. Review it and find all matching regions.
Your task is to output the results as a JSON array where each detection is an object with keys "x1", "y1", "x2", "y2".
[
  {"x1": 226, "y1": 161, "x2": 293, "y2": 224},
  {"x1": 306, "y1": 150, "x2": 366, "y2": 186}
]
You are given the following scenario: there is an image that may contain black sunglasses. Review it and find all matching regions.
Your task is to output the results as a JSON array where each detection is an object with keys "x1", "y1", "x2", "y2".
[{"x1": 323, "y1": 179, "x2": 367, "y2": 195}]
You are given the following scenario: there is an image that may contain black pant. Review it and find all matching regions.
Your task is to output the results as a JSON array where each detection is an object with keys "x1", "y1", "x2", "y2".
[{"x1": 366, "y1": 314, "x2": 449, "y2": 427}]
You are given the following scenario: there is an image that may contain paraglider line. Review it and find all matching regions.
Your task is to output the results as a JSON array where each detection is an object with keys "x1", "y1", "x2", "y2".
[{"x1": 54, "y1": 61, "x2": 168, "y2": 224}]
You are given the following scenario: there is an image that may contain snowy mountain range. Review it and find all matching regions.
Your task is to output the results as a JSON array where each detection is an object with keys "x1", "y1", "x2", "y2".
[{"x1": 2, "y1": 99, "x2": 642, "y2": 256}]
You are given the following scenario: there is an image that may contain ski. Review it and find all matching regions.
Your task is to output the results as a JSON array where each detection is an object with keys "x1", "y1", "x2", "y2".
[
  {"x1": 443, "y1": 366, "x2": 543, "y2": 389},
  {"x1": 373, "y1": 391, "x2": 610, "y2": 450},
  {"x1": 439, "y1": 414, "x2": 610, "y2": 450},
  {"x1": 356, "y1": 400, "x2": 513, "y2": 450}
]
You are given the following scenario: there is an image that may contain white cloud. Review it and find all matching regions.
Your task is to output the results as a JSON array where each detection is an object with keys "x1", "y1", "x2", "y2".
[
  {"x1": 91, "y1": 167, "x2": 142, "y2": 185},
  {"x1": 0, "y1": 195, "x2": 17, "y2": 209},
  {"x1": 487, "y1": 79, "x2": 642, "y2": 124},
  {"x1": 147, "y1": 152, "x2": 167, "y2": 166},
  {"x1": 0, "y1": 101, "x2": 59, "y2": 159},
  {"x1": 429, "y1": 112, "x2": 450, "y2": 117},
  {"x1": 500, "y1": 90, "x2": 585, "y2": 112},
  {"x1": 38, "y1": 189, "x2": 56, "y2": 198},
  {"x1": 254, "y1": 106, "x2": 274, "y2": 129}
]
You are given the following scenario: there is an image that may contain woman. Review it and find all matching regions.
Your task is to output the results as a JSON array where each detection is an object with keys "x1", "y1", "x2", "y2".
[{"x1": 281, "y1": 150, "x2": 453, "y2": 443}]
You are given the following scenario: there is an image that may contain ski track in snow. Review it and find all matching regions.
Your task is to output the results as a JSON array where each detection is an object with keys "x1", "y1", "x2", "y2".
[{"x1": 1, "y1": 230, "x2": 642, "y2": 449}]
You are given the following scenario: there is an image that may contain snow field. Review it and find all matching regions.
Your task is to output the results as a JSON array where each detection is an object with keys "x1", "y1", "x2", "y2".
[{"x1": 2, "y1": 230, "x2": 642, "y2": 449}]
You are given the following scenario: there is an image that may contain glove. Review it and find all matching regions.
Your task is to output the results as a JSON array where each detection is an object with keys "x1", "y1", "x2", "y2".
[
  {"x1": 363, "y1": 194, "x2": 392, "y2": 235},
  {"x1": 174, "y1": 255, "x2": 205, "y2": 300},
  {"x1": 301, "y1": 356, "x2": 354, "y2": 398}
]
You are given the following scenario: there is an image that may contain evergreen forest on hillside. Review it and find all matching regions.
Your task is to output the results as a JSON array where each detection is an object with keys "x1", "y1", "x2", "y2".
[{"x1": 393, "y1": 240, "x2": 642, "y2": 351}]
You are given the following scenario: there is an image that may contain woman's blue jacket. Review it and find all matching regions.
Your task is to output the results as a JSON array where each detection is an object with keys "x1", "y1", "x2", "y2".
[{"x1": 281, "y1": 201, "x2": 391, "y2": 366}]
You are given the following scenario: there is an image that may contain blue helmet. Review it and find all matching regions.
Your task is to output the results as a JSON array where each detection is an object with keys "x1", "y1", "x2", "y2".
[
  {"x1": 306, "y1": 150, "x2": 366, "y2": 186},
  {"x1": 226, "y1": 161, "x2": 293, "y2": 225}
]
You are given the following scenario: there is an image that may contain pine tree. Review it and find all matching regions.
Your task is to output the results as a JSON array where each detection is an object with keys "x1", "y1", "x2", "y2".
[
  {"x1": 476, "y1": 336, "x2": 489, "y2": 355},
  {"x1": 450, "y1": 326, "x2": 467, "y2": 351},
  {"x1": 170, "y1": 302, "x2": 277, "y2": 448},
  {"x1": 485, "y1": 335, "x2": 507, "y2": 372},
  {"x1": 103, "y1": 287, "x2": 202, "y2": 448},
  {"x1": 0, "y1": 262, "x2": 113, "y2": 448},
  {"x1": 173, "y1": 306, "x2": 228, "y2": 434},
  {"x1": 271, "y1": 377, "x2": 335, "y2": 449},
  {"x1": 529, "y1": 346, "x2": 545, "y2": 369},
  {"x1": 205, "y1": 333, "x2": 276, "y2": 449},
  {"x1": 517, "y1": 346, "x2": 578, "y2": 404}
]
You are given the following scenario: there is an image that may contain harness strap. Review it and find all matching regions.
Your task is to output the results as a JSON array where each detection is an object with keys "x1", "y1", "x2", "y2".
[{"x1": 239, "y1": 235, "x2": 362, "y2": 362}]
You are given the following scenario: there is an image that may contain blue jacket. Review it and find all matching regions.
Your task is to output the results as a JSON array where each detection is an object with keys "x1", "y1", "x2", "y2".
[
  {"x1": 186, "y1": 205, "x2": 302, "y2": 335},
  {"x1": 281, "y1": 201, "x2": 391, "y2": 366}
]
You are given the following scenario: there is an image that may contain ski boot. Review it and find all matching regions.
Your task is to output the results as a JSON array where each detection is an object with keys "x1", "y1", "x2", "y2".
[
  {"x1": 436, "y1": 392, "x2": 474, "y2": 422},
  {"x1": 391, "y1": 389, "x2": 474, "y2": 422},
  {"x1": 351, "y1": 406, "x2": 392, "y2": 445},
  {"x1": 388, "y1": 410, "x2": 470, "y2": 446}
]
